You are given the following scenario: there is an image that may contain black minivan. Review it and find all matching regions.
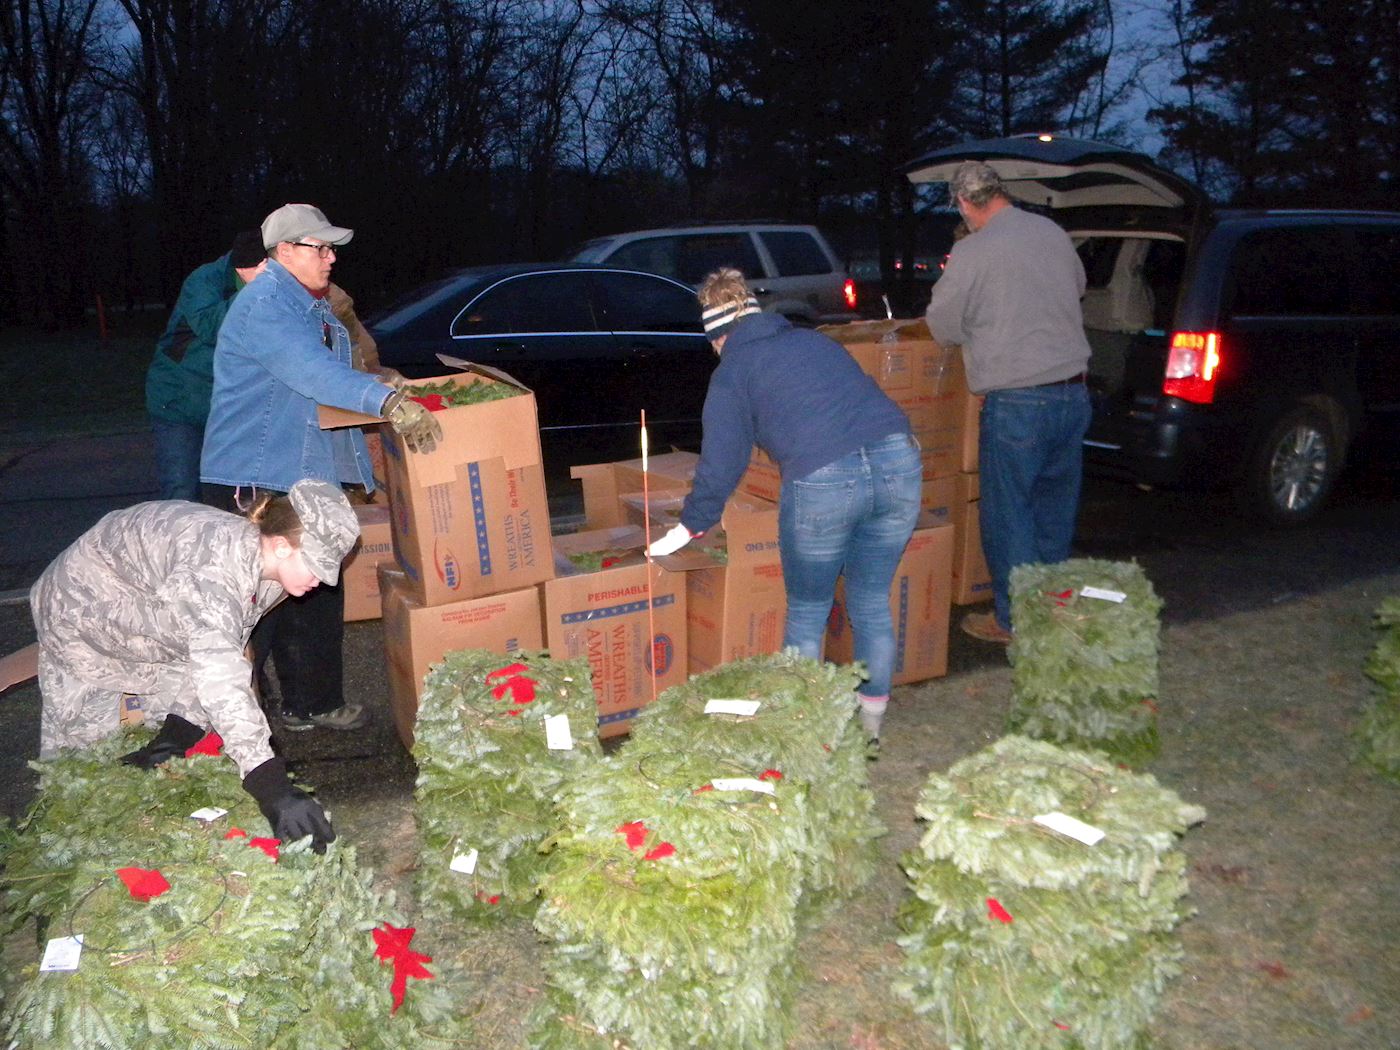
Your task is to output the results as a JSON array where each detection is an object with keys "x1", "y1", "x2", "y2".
[{"x1": 903, "y1": 135, "x2": 1400, "y2": 524}]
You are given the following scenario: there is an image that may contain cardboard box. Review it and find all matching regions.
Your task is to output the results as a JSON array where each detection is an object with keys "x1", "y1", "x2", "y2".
[
  {"x1": 651, "y1": 494, "x2": 786, "y2": 675},
  {"x1": 739, "y1": 447, "x2": 781, "y2": 503},
  {"x1": 825, "y1": 516, "x2": 954, "y2": 685},
  {"x1": 323, "y1": 365, "x2": 554, "y2": 606},
  {"x1": 921, "y1": 472, "x2": 958, "y2": 523},
  {"x1": 952, "y1": 472, "x2": 993, "y2": 605},
  {"x1": 342, "y1": 503, "x2": 395, "y2": 621},
  {"x1": 544, "y1": 527, "x2": 688, "y2": 738},
  {"x1": 379, "y1": 565, "x2": 543, "y2": 749},
  {"x1": 571, "y1": 450, "x2": 698, "y2": 529}
]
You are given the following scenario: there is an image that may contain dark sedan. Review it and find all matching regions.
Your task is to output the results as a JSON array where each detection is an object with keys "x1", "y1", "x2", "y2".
[{"x1": 368, "y1": 264, "x2": 716, "y2": 477}]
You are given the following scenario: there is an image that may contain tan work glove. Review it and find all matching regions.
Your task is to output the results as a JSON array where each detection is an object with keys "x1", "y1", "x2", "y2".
[{"x1": 381, "y1": 389, "x2": 443, "y2": 454}]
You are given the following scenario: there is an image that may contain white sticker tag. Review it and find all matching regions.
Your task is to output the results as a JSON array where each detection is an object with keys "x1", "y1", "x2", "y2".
[
  {"x1": 544, "y1": 714, "x2": 574, "y2": 750},
  {"x1": 708, "y1": 777, "x2": 776, "y2": 795},
  {"x1": 450, "y1": 849, "x2": 479, "y2": 874},
  {"x1": 704, "y1": 699, "x2": 761, "y2": 717},
  {"x1": 40, "y1": 935, "x2": 84, "y2": 972},
  {"x1": 190, "y1": 806, "x2": 228, "y2": 822},
  {"x1": 1080, "y1": 586, "x2": 1127, "y2": 603},
  {"x1": 1034, "y1": 812, "x2": 1106, "y2": 846}
]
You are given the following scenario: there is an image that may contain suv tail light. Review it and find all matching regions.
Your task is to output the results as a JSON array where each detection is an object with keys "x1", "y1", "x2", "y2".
[
  {"x1": 843, "y1": 278, "x2": 857, "y2": 311},
  {"x1": 1163, "y1": 331, "x2": 1222, "y2": 404}
]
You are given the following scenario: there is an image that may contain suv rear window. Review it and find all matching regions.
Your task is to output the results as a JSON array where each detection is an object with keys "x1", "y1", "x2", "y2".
[
  {"x1": 607, "y1": 234, "x2": 764, "y2": 285},
  {"x1": 759, "y1": 231, "x2": 832, "y2": 276},
  {"x1": 1228, "y1": 227, "x2": 1351, "y2": 316}
]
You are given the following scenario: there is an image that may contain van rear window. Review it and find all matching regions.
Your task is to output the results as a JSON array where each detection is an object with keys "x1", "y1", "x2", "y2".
[{"x1": 1228, "y1": 228, "x2": 1350, "y2": 316}]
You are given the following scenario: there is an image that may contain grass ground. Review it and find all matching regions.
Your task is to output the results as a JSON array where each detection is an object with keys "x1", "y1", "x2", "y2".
[
  {"x1": 0, "y1": 313, "x2": 161, "y2": 443},
  {"x1": 309, "y1": 572, "x2": 1400, "y2": 1049}
]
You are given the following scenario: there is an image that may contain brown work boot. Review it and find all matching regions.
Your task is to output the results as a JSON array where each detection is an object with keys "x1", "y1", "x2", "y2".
[{"x1": 961, "y1": 611, "x2": 1012, "y2": 645}]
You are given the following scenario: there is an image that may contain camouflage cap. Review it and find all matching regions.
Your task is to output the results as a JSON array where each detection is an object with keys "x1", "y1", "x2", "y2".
[{"x1": 287, "y1": 480, "x2": 360, "y2": 585}]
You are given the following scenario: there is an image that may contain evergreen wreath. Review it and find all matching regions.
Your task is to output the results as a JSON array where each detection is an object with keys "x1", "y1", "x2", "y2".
[
  {"x1": 1, "y1": 731, "x2": 471, "y2": 1049},
  {"x1": 1008, "y1": 559, "x2": 1164, "y2": 765},
  {"x1": 895, "y1": 735, "x2": 1205, "y2": 1050},
  {"x1": 413, "y1": 650, "x2": 602, "y2": 922}
]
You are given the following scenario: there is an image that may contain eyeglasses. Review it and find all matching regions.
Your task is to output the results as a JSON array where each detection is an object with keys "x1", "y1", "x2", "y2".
[{"x1": 289, "y1": 241, "x2": 338, "y2": 259}]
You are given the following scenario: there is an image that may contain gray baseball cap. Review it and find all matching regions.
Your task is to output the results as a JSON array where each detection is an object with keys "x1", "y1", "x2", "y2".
[
  {"x1": 287, "y1": 479, "x2": 360, "y2": 585},
  {"x1": 261, "y1": 203, "x2": 354, "y2": 250}
]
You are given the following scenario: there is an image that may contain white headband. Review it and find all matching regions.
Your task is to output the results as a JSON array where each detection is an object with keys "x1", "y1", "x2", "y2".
[{"x1": 701, "y1": 297, "x2": 761, "y2": 337}]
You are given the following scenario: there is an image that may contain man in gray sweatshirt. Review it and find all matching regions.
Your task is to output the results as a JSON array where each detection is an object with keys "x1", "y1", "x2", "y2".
[{"x1": 924, "y1": 161, "x2": 1092, "y2": 644}]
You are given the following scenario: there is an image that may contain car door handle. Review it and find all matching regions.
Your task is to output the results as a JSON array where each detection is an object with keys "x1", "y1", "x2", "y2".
[
  {"x1": 491, "y1": 342, "x2": 527, "y2": 355},
  {"x1": 753, "y1": 287, "x2": 772, "y2": 296}
]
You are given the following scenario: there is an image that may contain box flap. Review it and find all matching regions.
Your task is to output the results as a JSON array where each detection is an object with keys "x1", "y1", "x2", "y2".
[
  {"x1": 434, "y1": 355, "x2": 533, "y2": 393},
  {"x1": 0, "y1": 642, "x2": 39, "y2": 694}
]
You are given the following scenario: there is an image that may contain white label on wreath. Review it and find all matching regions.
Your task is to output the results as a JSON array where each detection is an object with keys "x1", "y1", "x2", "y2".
[
  {"x1": 1034, "y1": 812, "x2": 1106, "y2": 845},
  {"x1": 190, "y1": 806, "x2": 228, "y2": 822},
  {"x1": 450, "y1": 849, "x2": 479, "y2": 874},
  {"x1": 1080, "y1": 586, "x2": 1127, "y2": 603},
  {"x1": 704, "y1": 699, "x2": 761, "y2": 717},
  {"x1": 545, "y1": 714, "x2": 573, "y2": 750},
  {"x1": 709, "y1": 777, "x2": 776, "y2": 795},
  {"x1": 40, "y1": 935, "x2": 84, "y2": 972}
]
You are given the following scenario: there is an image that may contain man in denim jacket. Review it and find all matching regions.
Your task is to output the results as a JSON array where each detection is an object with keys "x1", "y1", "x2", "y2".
[{"x1": 201, "y1": 203, "x2": 439, "y2": 732}]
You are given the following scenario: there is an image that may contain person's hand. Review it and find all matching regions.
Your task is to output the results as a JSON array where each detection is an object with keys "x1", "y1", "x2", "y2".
[
  {"x1": 381, "y1": 389, "x2": 443, "y2": 455},
  {"x1": 119, "y1": 714, "x2": 206, "y2": 769},
  {"x1": 242, "y1": 758, "x2": 336, "y2": 853},
  {"x1": 647, "y1": 523, "x2": 693, "y2": 557}
]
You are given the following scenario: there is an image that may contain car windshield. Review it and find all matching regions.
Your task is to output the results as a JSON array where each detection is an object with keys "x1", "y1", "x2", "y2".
[{"x1": 368, "y1": 272, "x2": 472, "y2": 332}]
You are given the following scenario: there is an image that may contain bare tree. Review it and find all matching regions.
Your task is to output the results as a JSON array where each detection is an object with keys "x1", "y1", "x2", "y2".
[{"x1": 0, "y1": 0, "x2": 107, "y2": 326}]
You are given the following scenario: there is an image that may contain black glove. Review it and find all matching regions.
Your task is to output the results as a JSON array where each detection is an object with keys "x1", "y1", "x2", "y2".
[
  {"x1": 242, "y1": 757, "x2": 336, "y2": 854},
  {"x1": 119, "y1": 714, "x2": 206, "y2": 769}
]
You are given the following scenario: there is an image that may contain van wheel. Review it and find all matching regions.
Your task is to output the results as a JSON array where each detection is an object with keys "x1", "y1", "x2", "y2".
[{"x1": 1238, "y1": 404, "x2": 1340, "y2": 526}]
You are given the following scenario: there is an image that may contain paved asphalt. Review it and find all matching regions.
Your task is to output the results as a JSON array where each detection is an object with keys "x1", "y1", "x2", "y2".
[{"x1": 2, "y1": 425, "x2": 1397, "y2": 822}]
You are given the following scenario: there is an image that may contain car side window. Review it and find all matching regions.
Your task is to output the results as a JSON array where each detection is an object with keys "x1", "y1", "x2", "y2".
[
  {"x1": 596, "y1": 273, "x2": 704, "y2": 333},
  {"x1": 452, "y1": 273, "x2": 599, "y2": 336},
  {"x1": 674, "y1": 234, "x2": 765, "y2": 285},
  {"x1": 1353, "y1": 227, "x2": 1400, "y2": 317},
  {"x1": 606, "y1": 237, "x2": 681, "y2": 279},
  {"x1": 1227, "y1": 228, "x2": 1351, "y2": 316},
  {"x1": 759, "y1": 231, "x2": 832, "y2": 276}
]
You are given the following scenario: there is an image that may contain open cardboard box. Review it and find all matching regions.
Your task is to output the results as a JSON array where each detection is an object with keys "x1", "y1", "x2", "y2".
[
  {"x1": 571, "y1": 450, "x2": 699, "y2": 530},
  {"x1": 321, "y1": 358, "x2": 553, "y2": 606},
  {"x1": 544, "y1": 525, "x2": 688, "y2": 737}
]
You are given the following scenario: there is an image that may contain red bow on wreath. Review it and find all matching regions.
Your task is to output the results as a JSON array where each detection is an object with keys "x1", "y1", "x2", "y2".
[
  {"x1": 486, "y1": 662, "x2": 537, "y2": 715},
  {"x1": 185, "y1": 732, "x2": 224, "y2": 758},
  {"x1": 616, "y1": 820, "x2": 677, "y2": 861},
  {"x1": 116, "y1": 866, "x2": 170, "y2": 902},
  {"x1": 372, "y1": 923, "x2": 435, "y2": 1013}
]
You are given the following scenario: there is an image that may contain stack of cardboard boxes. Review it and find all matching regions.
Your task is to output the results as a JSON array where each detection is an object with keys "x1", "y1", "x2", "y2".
[{"x1": 322, "y1": 366, "x2": 554, "y2": 747}]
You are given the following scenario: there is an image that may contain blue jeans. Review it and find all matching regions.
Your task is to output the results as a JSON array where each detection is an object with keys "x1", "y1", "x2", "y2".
[
  {"x1": 979, "y1": 383, "x2": 1092, "y2": 630},
  {"x1": 779, "y1": 432, "x2": 922, "y2": 697},
  {"x1": 151, "y1": 418, "x2": 205, "y2": 502}
]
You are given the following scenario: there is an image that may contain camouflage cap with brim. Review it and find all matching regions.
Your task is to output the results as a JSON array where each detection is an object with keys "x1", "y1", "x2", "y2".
[{"x1": 287, "y1": 479, "x2": 359, "y2": 585}]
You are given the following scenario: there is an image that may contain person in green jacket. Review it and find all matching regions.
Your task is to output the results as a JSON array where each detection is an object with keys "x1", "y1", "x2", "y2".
[{"x1": 145, "y1": 230, "x2": 268, "y2": 501}]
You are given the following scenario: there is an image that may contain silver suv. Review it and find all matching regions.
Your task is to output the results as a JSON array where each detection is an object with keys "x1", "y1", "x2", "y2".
[{"x1": 568, "y1": 222, "x2": 857, "y2": 324}]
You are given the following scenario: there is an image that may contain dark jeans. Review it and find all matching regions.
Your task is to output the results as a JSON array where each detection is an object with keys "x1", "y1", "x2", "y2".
[
  {"x1": 979, "y1": 383, "x2": 1092, "y2": 631},
  {"x1": 151, "y1": 418, "x2": 204, "y2": 502},
  {"x1": 778, "y1": 432, "x2": 922, "y2": 698},
  {"x1": 201, "y1": 482, "x2": 346, "y2": 718}
]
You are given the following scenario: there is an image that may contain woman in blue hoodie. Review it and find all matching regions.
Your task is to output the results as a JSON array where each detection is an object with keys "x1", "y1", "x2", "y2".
[{"x1": 648, "y1": 268, "x2": 920, "y2": 742}]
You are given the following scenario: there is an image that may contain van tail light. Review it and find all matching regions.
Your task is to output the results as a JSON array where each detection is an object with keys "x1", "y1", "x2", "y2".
[
  {"x1": 843, "y1": 278, "x2": 857, "y2": 311},
  {"x1": 1163, "y1": 331, "x2": 1222, "y2": 404}
]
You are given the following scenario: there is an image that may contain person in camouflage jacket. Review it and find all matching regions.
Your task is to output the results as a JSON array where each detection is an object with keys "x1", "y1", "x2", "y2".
[{"x1": 28, "y1": 479, "x2": 359, "y2": 851}]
